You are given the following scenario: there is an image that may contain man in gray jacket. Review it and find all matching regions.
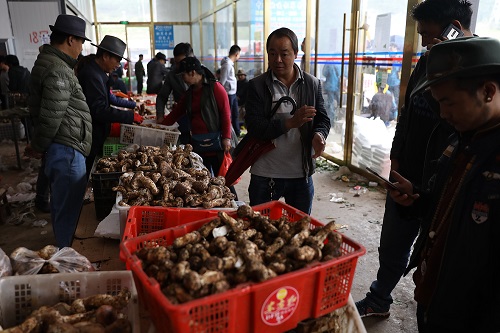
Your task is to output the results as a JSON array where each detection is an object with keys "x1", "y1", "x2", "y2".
[
  {"x1": 25, "y1": 14, "x2": 92, "y2": 248},
  {"x1": 220, "y1": 45, "x2": 241, "y2": 136}
]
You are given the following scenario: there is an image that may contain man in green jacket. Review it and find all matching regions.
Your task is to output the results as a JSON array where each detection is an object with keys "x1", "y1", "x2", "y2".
[{"x1": 25, "y1": 14, "x2": 92, "y2": 248}]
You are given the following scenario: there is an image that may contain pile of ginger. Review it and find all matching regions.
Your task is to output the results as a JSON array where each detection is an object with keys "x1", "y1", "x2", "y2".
[
  {"x1": 1, "y1": 289, "x2": 132, "y2": 333},
  {"x1": 136, "y1": 205, "x2": 343, "y2": 304}
]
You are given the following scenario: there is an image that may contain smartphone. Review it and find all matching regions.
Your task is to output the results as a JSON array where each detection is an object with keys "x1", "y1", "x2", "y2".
[
  {"x1": 441, "y1": 24, "x2": 464, "y2": 40},
  {"x1": 366, "y1": 167, "x2": 399, "y2": 191}
]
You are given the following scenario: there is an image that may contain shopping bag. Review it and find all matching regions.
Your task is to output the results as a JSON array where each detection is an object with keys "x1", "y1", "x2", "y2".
[
  {"x1": 224, "y1": 135, "x2": 275, "y2": 186},
  {"x1": 219, "y1": 151, "x2": 241, "y2": 185}
]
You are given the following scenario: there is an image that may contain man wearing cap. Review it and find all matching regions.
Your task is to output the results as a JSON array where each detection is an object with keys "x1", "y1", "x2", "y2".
[
  {"x1": 146, "y1": 52, "x2": 168, "y2": 94},
  {"x1": 76, "y1": 35, "x2": 143, "y2": 177},
  {"x1": 25, "y1": 14, "x2": 92, "y2": 248},
  {"x1": 236, "y1": 68, "x2": 249, "y2": 128},
  {"x1": 390, "y1": 37, "x2": 500, "y2": 333}
]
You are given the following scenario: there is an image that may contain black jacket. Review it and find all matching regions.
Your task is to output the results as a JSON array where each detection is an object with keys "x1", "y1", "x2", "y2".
[
  {"x1": 8, "y1": 65, "x2": 30, "y2": 94},
  {"x1": 391, "y1": 55, "x2": 453, "y2": 187},
  {"x1": 406, "y1": 125, "x2": 500, "y2": 332},
  {"x1": 77, "y1": 57, "x2": 133, "y2": 157},
  {"x1": 244, "y1": 65, "x2": 330, "y2": 178}
]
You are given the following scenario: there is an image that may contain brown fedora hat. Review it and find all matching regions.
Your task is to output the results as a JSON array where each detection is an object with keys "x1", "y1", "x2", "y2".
[
  {"x1": 92, "y1": 35, "x2": 130, "y2": 62},
  {"x1": 413, "y1": 37, "x2": 500, "y2": 96},
  {"x1": 49, "y1": 14, "x2": 90, "y2": 41}
]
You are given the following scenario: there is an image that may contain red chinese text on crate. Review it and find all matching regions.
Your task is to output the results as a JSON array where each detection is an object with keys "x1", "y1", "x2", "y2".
[{"x1": 120, "y1": 201, "x2": 366, "y2": 333}]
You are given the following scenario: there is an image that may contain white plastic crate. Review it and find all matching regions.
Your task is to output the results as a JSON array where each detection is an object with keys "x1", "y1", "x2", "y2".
[
  {"x1": 0, "y1": 271, "x2": 140, "y2": 332},
  {"x1": 120, "y1": 123, "x2": 180, "y2": 147}
]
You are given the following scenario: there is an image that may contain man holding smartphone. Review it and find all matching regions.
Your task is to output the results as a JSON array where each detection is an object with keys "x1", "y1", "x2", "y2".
[{"x1": 356, "y1": 0, "x2": 475, "y2": 318}]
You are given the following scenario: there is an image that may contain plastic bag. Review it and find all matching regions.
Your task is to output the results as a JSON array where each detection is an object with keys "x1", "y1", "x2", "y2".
[
  {"x1": 10, "y1": 246, "x2": 94, "y2": 275},
  {"x1": 0, "y1": 247, "x2": 12, "y2": 277},
  {"x1": 219, "y1": 152, "x2": 241, "y2": 185}
]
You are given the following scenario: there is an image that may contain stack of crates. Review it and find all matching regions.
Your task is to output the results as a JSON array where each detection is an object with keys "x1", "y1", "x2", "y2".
[
  {"x1": 91, "y1": 155, "x2": 123, "y2": 220},
  {"x1": 103, "y1": 137, "x2": 128, "y2": 156}
]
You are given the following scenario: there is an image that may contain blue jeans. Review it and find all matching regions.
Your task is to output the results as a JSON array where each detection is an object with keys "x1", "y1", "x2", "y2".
[
  {"x1": 365, "y1": 194, "x2": 421, "y2": 308},
  {"x1": 228, "y1": 94, "x2": 240, "y2": 136},
  {"x1": 44, "y1": 143, "x2": 87, "y2": 248},
  {"x1": 248, "y1": 174, "x2": 314, "y2": 214}
]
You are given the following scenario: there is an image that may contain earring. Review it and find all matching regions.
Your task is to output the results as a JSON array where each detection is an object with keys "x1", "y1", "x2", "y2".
[{"x1": 486, "y1": 96, "x2": 492, "y2": 102}]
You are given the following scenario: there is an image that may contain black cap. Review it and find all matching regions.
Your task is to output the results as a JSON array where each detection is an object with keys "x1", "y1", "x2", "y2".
[
  {"x1": 49, "y1": 15, "x2": 90, "y2": 41},
  {"x1": 412, "y1": 37, "x2": 500, "y2": 97},
  {"x1": 92, "y1": 35, "x2": 130, "y2": 62},
  {"x1": 176, "y1": 57, "x2": 202, "y2": 74}
]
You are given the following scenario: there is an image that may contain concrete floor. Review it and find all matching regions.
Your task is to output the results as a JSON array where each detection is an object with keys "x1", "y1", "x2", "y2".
[{"x1": 0, "y1": 139, "x2": 418, "y2": 332}]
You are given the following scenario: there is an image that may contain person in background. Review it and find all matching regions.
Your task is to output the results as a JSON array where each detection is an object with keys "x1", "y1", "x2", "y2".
[
  {"x1": 236, "y1": 68, "x2": 249, "y2": 130},
  {"x1": 368, "y1": 83, "x2": 396, "y2": 126},
  {"x1": 109, "y1": 72, "x2": 128, "y2": 94},
  {"x1": 355, "y1": 0, "x2": 474, "y2": 318},
  {"x1": 76, "y1": 35, "x2": 143, "y2": 178},
  {"x1": 244, "y1": 27, "x2": 330, "y2": 214},
  {"x1": 322, "y1": 63, "x2": 342, "y2": 121},
  {"x1": 300, "y1": 37, "x2": 315, "y2": 75},
  {"x1": 146, "y1": 52, "x2": 167, "y2": 94},
  {"x1": 160, "y1": 57, "x2": 237, "y2": 197},
  {"x1": 24, "y1": 14, "x2": 92, "y2": 247},
  {"x1": 134, "y1": 54, "x2": 145, "y2": 95},
  {"x1": 387, "y1": 63, "x2": 401, "y2": 109},
  {"x1": 5, "y1": 55, "x2": 30, "y2": 96},
  {"x1": 390, "y1": 36, "x2": 500, "y2": 333},
  {"x1": 6, "y1": 55, "x2": 32, "y2": 138},
  {"x1": 219, "y1": 45, "x2": 241, "y2": 137},
  {"x1": 114, "y1": 62, "x2": 123, "y2": 78},
  {"x1": 215, "y1": 68, "x2": 221, "y2": 81},
  {"x1": 156, "y1": 43, "x2": 193, "y2": 145},
  {"x1": 0, "y1": 56, "x2": 9, "y2": 109}
]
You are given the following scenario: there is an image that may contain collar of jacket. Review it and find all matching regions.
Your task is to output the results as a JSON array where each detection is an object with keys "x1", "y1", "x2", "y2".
[
  {"x1": 43, "y1": 44, "x2": 78, "y2": 69},
  {"x1": 90, "y1": 57, "x2": 110, "y2": 83},
  {"x1": 265, "y1": 63, "x2": 304, "y2": 87}
]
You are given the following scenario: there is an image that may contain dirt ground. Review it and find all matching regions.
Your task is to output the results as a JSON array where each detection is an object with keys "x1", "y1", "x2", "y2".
[{"x1": 0, "y1": 139, "x2": 418, "y2": 332}]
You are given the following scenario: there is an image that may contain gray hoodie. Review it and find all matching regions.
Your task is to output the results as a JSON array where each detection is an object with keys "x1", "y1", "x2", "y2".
[{"x1": 219, "y1": 56, "x2": 237, "y2": 95}]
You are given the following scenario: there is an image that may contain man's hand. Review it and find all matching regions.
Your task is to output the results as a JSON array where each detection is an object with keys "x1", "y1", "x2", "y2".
[
  {"x1": 222, "y1": 138, "x2": 231, "y2": 152},
  {"x1": 425, "y1": 37, "x2": 445, "y2": 55},
  {"x1": 285, "y1": 105, "x2": 316, "y2": 130},
  {"x1": 312, "y1": 132, "x2": 326, "y2": 158},
  {"x1": 388, "y1": 170, "x2": 419, "y2": 206},
  {"x1": 24, "y1": 145, "x2": 43, "y2": 159}
]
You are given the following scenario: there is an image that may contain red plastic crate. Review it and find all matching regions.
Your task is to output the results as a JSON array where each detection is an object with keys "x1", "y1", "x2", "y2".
[
  {"x1": 120, "y1": 201, "x2": 366, "y2": 333},
  {"x1": 119, "y1": 206, "x2": 220, "y2": 261}
]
